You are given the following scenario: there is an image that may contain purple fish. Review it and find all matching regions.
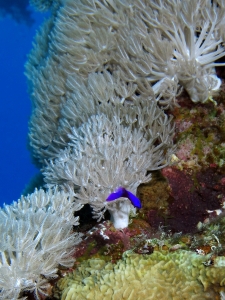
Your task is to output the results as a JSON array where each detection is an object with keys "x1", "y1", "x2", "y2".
[{"x1": 106, "y1": 187, "x2": 142, "y2": 208}]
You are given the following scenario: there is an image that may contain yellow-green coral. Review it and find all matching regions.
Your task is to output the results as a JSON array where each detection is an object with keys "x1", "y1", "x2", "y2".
[{"x1": 54, "y1": 250, "x2": 225, "y2": 300}]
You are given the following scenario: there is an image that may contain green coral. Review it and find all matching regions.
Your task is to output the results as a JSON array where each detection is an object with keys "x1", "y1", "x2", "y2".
[{"x1": 54, "y1": 250, "x2": 225, "y2": 300}]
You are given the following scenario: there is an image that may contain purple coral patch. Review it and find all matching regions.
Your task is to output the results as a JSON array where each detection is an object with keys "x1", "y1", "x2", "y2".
[
  {"x1": 106, "y1": 187, "x2": 142, "y2": 208},
  {"x1": 161, "y1": 166, "x2": 224, "y2": 233}
]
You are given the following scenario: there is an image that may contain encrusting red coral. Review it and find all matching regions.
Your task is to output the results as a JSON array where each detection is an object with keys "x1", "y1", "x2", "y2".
[{"x1": 161, "y1": 166, "x2": 224, "y2": 233}]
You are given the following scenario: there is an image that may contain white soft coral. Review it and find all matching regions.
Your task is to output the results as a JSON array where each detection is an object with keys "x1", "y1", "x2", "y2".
[
  {"x1": 44, "y1": 103, "x2": 174, "y2": 228},
  {"x1": 136, "y1": 0, "x2": 225, "y2": 103},
  {"x1": 0, "y1": 188, "x2": 83, "y2": 300}
]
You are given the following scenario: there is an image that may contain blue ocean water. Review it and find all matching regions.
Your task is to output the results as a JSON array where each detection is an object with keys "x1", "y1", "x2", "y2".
[{"x1": 0, "y1": 7, "x2": 46, "y2": 206}]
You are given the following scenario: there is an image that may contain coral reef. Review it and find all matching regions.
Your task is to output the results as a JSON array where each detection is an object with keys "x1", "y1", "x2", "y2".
[
  {"x1": 26, "y1": 0, "x2": 225, "y2": 164},
  {"x1": 2, "y1": 0, "x2": 225, "y2": 299},
  {"x1": 0, "y1": 188, "x2": 83, "y2": 300},
  {"x1": 24, "y1": 0, "x2": 225, "y2": 232},
  {"x1": 42, "y1": 72, "x2": 174, "y2": 228},
  {"x1": 54, "y1": 250, "x2": 225, "y2": 300}
]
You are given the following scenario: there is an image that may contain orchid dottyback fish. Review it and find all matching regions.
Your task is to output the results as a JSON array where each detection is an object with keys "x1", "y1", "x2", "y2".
[{"x1": 106, "y1": 187, "x2": 142, "y2": 208}]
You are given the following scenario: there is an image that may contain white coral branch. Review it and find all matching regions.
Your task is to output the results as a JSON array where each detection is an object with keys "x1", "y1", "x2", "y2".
[{"x1": 0, "y1": 188, "x2": 83, "y2": 300}]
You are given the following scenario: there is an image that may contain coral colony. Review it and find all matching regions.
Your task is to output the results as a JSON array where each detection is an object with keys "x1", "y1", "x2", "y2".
[{"x1": 1, "y1": 0, "x2": 225, "y2": 299}]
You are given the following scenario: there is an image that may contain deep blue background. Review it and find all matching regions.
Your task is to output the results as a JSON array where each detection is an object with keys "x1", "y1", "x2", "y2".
[{"x1": 0, "y1": 8, "x2": 47, "y2": 206}]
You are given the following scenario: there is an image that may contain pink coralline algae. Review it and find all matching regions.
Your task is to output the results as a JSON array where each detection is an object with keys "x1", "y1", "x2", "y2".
[
  {"x1": 161, "y1": 167, "x2": 225, "y2": 233},
  {"x1": 175, "y1": 120, "x2": 193, "y2": 133},
  {"x1": 175, "y1": 138, "x2": 195, "y2": 161}
]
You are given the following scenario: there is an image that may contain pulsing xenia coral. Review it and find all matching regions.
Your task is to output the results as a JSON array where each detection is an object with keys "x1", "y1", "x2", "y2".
[
  {"x1": 29, "y1": 0, "x2": 225, "y2": 230},
  {"x1": 139, "y1": 0, "x2": 225, "y2": 103},
  {"x1": 30, "y1": 70, "x2": 172, "y2": 229},
  {"x1": 0, "y1": 188, "x2": 83, "y2": 300},
  {"x1": 43, "y1": 72, "x2": 174, "y2": 223},
  {"x1": 44, "y1": 94, "x2": 174, "y2": 228},
  {"x1": 113, "y1": 0, "x2": 225, "y2": 105},
  {"x1": 26, "y1": 0, "x2": 225, "y2": 130}
]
